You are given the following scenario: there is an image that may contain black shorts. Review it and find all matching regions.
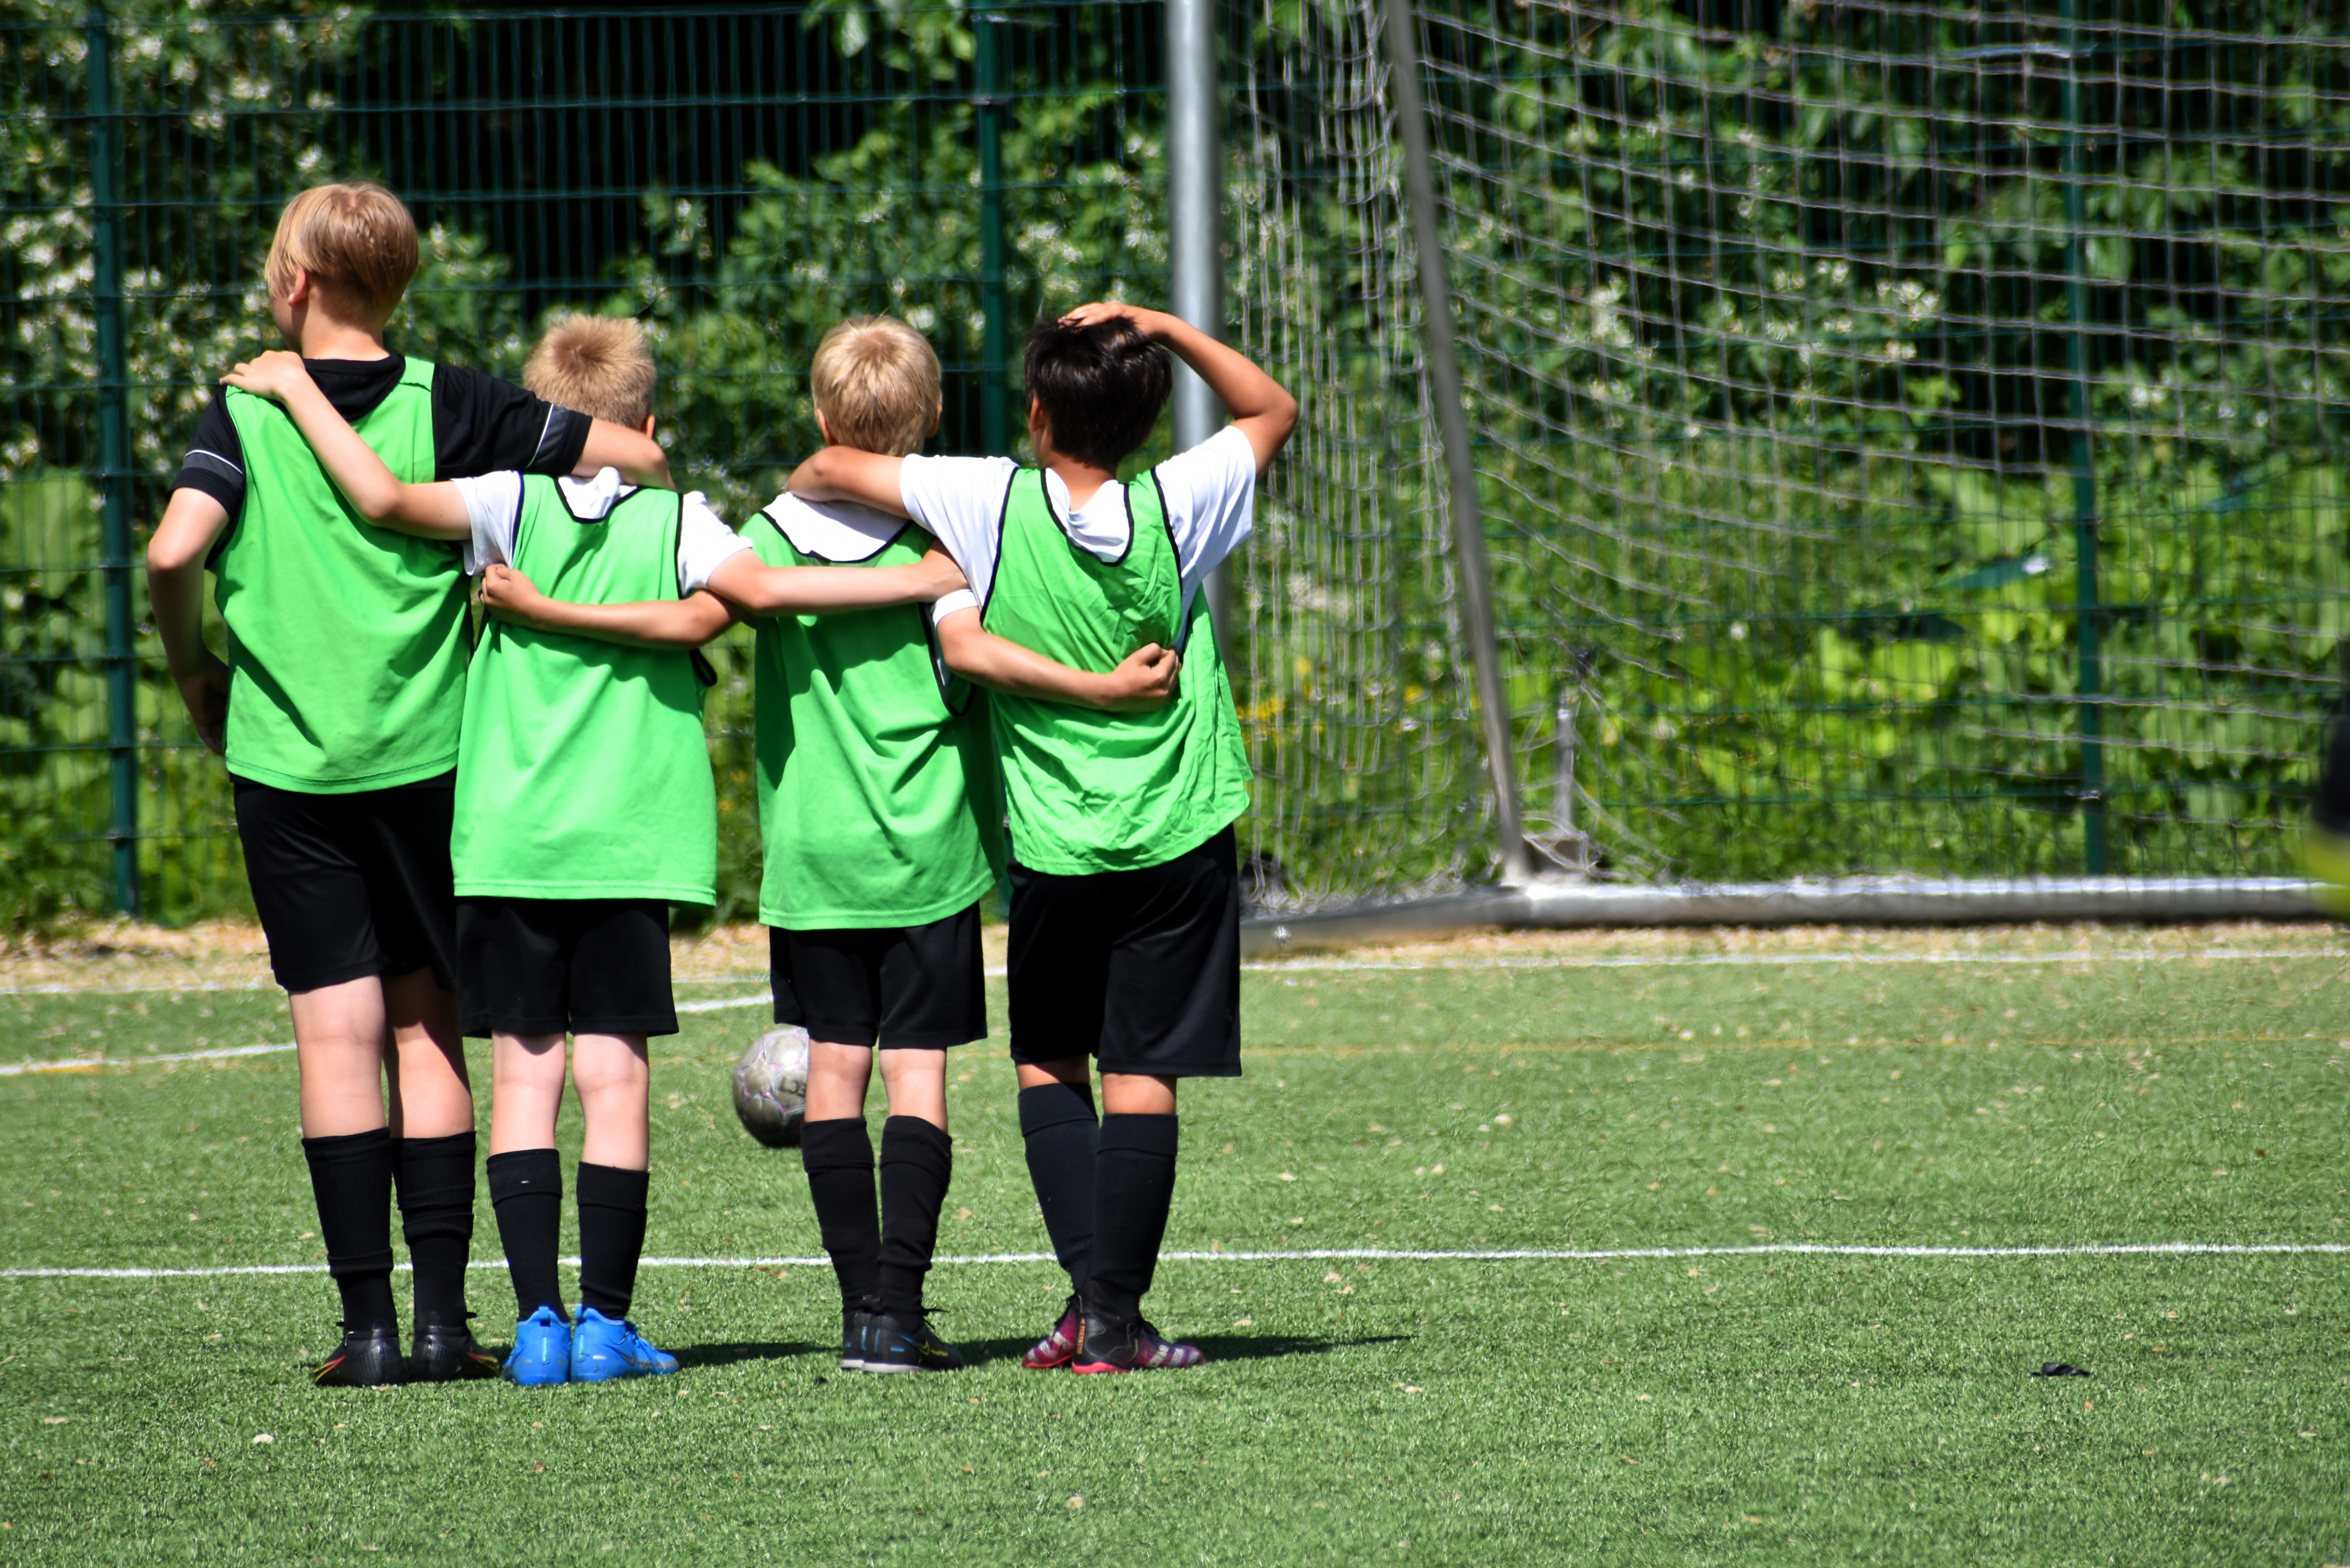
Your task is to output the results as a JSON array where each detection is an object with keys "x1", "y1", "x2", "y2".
[
  {"x1": 1006, "y1": 825, "x2": 1240, "y2": 1078},
  {"x1": 233, "y1": 772, "x2": 459, "y2": 995},
  {"x1": 456, "y1": 897, "x2": 676, "y2": 1039},
  {"x1": 770, "y1": 902, "x2": 986, "y2": 1050}
]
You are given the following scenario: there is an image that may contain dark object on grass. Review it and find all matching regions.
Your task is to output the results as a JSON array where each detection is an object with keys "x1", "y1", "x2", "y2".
[{"x1": 2032, "y1": 1362, "x2": 2092, "y2": 1377}]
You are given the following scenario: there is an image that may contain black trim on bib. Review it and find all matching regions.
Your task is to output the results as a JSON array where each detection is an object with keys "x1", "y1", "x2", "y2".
[{"x1": 1147, "y1": 466, "x2": 1196, "y2": 654}]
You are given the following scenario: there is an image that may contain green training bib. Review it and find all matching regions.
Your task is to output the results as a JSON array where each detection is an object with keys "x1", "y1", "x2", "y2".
[
  {"x1": 979, "y1": 468, "x2": 1250, "y2": 874},
  {"x1": 213, "y1": 358, "x2": 465, "y2": 792},
  {"x1": 747, "y1": 504, "x2": 1004, "y2": 929},
  {"x1": 452, "y1": 479, "x2": 717, "y2": 904}
]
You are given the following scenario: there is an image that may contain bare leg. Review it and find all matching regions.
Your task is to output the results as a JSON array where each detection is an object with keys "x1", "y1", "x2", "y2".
[
  {"x1": 571, "y1": 1032, "x2": 651, "y2": 1172},
  {"x1": 806, "y1": 1041, "x2": 876, "y2": 1123},
  {"x1": 289, "y1": 975, "x2": 392, "y2": 1137},
  {"x1": 877, "y1": 1048, "x2": 948, "y2": 1129},
  {"x1": 1101, "y1": 1071, "x2": 1178, "y2": 1116},
  {"x1": 383, "y1": 967, "x2": 472, "y2": 1139},
  {"x1": 488, "y1": 1032, "x2": 569, "y2": 1155}
]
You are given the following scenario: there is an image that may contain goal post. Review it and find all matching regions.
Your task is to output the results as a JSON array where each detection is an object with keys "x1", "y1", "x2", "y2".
[{"x1": 1222, "y1": 0, "x2": 2350, "y2": 917}]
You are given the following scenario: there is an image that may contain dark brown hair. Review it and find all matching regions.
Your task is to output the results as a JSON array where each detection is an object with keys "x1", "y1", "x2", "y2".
[{"x1": 1022, "y1": 315, "x2": 1171, "y2": 469}]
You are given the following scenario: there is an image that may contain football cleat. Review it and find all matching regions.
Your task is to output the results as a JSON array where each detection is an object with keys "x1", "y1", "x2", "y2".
[
  {"x1": 503, "y1": 1305, "x2": 572, "y2": 1387},
  {"x1": 1069, "y1": 1306, "x2": 1205, "y2": 1374},
  {"x1": 840, "y1": 1304, "x2": 877, "y2": 1372},
  {"x1": 569, "y1": 1306, "x2": 679, "y2": 1382},
  {"x1": 409, "y1": 1319, "x2": 501, "y2": 1382},
  {"x1": 859, "y1": 1309, "x2": 964, "y2": 1373},
  {"x1": 1021, "y1": 1295, "x2": 1084, "y2": 1370},
  {"x1": 313, "y1": 1322, "x2": 405, "y2": 1387}
]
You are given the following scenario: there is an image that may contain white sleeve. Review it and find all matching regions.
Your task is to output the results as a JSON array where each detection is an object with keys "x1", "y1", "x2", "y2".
[
  {"x1": 675, "y1": 492, "x2": 753, "y2": 595},
  {"x1": 1153, "y1": 425, "x2": 1258, "y2": 598},
  {"x1": 898, "y1": 455, "x2": 1018, "y2": 607},
  {"x1": 929, "y1": 587, "x2": 980, "y2": 625},
  {"x1": 454, "y1": 471, "x2": 525, "y2": 575}
]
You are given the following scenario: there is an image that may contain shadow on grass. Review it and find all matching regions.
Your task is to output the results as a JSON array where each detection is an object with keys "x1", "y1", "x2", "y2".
[
  {"x1": 674, "y1": 1340, "x2": 827, "y2": 1370},
  {"x1": 957, "y1": 1331, "x2": 1414, "y2": 1367}
]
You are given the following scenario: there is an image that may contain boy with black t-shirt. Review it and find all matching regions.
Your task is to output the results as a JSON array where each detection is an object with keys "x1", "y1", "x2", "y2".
[
  {"x1": 788, "y1": 302, "x2": 1298, "y2": 1371},
  {"x1": 146, "y1": 183, "x2": 668, "y2": 1387},
  {"x1": 226, "y1": 316, "x2": 969, "y2": 1383}
]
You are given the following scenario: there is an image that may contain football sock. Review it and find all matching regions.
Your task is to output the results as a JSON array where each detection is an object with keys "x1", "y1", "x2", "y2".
[
  {"x1": 301, "y1": 1128, "x2": 399, "y2": 1331},
  {"x1": 801, "y1": 1118, "x2": 881, "y2": 1310},
  {"x1": 486, "y1": 1148, "x2": 565, "y2": 1322},
  {"x1": 575, "y1": 1162, "x2": 650, "y2": 1321},
  {"x1": 877, "y1": 1116, "x2": 953, "y2": 1316},
  {"x1": 1017, "y1": 1081, "x2": 1098, "y2": 1292},
  {"x1": 1084, "y1": 1113, "x2": 1179, "y2": 1324},
  {"x1": 390, "y1": 1131, "x2": 477, "y2": 1329}
]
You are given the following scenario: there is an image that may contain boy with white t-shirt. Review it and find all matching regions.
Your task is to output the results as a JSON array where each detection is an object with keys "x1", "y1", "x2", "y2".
[
  {"x1": 225, "y1": 316, "x2": 964, "y2": 1385},
  {"x1": 787, "y1": 302, "x2": 1298, "y2": 1371}
]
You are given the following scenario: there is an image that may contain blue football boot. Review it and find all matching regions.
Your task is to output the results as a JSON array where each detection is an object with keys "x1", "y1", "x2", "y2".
[
  {"x1": 569, "y1": 1306, "x2": 679, "y2": 1382},
  {"x1": 503, "y1": 1305, "x2": 572, "y2": 1387}
]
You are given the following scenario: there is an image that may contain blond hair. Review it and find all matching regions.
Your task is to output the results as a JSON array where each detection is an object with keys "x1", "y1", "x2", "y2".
[
  {"x1": 522, "y1": 315, "x2": 657, "y2": 428},
  {"x1": 265, "y1": 182, "x2": 419, "y2": 318},
  {"x1": 810, "y1": 316, "x2": 940, "y2": 457}
]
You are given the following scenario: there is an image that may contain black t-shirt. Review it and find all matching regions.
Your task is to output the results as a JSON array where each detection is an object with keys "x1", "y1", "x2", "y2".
[{"x1": 171, "y1": 355, "x2": 593, "y2": 521}]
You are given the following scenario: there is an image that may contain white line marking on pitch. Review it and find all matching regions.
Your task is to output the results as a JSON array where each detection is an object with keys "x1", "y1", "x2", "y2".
[
  {"x1": 5, "y1": 1241, "x2": 2342, "y2": 1281},
  {"x1": 1246, "y1": 948, "x2": 2350, "y2": 973}
]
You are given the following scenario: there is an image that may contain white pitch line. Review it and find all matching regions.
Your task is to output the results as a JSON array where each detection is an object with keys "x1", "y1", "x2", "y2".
[
  {"x1": 5, "y1": 1241, "x2": 2343, "y2": 1281},
  {"x1": 0, "y1": 1041, "x2": 297, "y2": 1077},
  {"x1": 1243, "y1": 947, "x2": 2350, "y2": 973}
]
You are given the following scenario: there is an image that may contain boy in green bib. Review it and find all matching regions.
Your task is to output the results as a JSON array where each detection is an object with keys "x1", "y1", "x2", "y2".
[
  {"x1": 501, "y1": 315, "x2": 1177, "y2": 1373},
  {"x1": 225, "y1": 316, "x2": 965, "y2": 1385},
  {"x1": 789, "y1": 303, "x2": 1298, "y2": 1371},
  {"x1": 146, "y1": 183, "x2": 669, "y2": 1387}
]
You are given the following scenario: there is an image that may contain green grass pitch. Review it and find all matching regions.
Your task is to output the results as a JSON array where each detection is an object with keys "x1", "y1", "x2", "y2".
[{"x1": 3, "y1": 937, "x2": 2346, "y2": 1563}]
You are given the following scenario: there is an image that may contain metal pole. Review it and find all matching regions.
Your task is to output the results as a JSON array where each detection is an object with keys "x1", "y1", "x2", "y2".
[
  {"x1": 86, "y1": 6, "x2": 140, "y2": 916},
  {"x1": 977, "y1": 14, "x2": 1010, "y2": 457},
  {"x1": 2060, "y1": 7, "x2": 2106, "y2": 874},
  {"x1": 1378, "y1": 0, "x2": 1529, "y2": 883},
  {"x1": 1167, "y1": 0, "x2": 1229, "y2": 644}
]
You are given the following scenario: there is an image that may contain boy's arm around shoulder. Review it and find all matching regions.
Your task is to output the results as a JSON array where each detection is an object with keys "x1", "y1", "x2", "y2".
[
  {"x1": 934, "y1": 605, "x2": 1181, "y2": 712},
  {"x1": 782, "y1": 448, "x2": 913, "y2": 518},
  {"x1": 477, "y1": 564, "x2": 736, "y2": 650},
  {"x1": 701, "y1": 534, "x2": 963, "y2": 616},
  {"x1": 221, "y1": 352, "x2": 469, "y2": 539}
]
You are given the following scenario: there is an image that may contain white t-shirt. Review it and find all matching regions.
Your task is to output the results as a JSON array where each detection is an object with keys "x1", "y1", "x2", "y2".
[
  {"x1": 900, "y1": 424, "x2": 1257, "y2": 624},
  {"x1": 759, "y1": 490, "x2": 915, "y2": 562},
  {"x1": 451, "y1": 468, "x2": 750, "y2": 594}
]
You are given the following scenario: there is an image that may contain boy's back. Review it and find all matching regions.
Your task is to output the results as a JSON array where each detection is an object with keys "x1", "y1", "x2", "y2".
[{"x1": 745, "y1": 492, "x2": 1004, "y2": 929}]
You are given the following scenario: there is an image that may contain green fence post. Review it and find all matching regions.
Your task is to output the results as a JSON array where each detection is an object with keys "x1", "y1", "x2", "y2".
[
  {"x1": 2061, "y1": 2, "x2": 2106, "y2": 875},
  {"x1": 86, "y1": 5, "x2": 141, "y2": 916},
  {"x1": 976, "y1": 12, "x2": 1009, "y2": 457}
]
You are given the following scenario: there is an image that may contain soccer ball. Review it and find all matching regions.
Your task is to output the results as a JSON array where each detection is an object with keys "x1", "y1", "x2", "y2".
[{"x1": 732, "y1": 1026, "x2": 810, "y2": 1148}]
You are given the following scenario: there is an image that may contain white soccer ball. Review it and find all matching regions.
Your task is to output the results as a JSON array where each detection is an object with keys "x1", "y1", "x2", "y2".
[{"x1": 732, "y1": 1026, "x2": 810, "y2": 1148}]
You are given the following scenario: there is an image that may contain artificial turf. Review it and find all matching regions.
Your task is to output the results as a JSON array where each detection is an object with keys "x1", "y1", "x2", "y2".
[{"x1": 2, "y1": 937, "x2": 2346, "y2": 1563}]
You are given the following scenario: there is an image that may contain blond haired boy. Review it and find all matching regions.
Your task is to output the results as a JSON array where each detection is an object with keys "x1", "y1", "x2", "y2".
[{"x1": 146, "y1": 183, "x2": 669, "y2": 1387}]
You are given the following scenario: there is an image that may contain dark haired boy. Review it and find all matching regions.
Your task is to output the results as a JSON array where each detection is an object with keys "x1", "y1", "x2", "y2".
[
  {"x1": 788, "y1": 302, "x2": 1298, "y2": 1370},
  {"x1": 146, "y1": 182, "x2": 669, "y2": 1387}
]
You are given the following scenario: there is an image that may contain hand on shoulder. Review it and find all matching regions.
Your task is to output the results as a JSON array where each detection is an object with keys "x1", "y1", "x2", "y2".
[{"x1": 220, "y1": 350, "x2": 314, "y2": 403}]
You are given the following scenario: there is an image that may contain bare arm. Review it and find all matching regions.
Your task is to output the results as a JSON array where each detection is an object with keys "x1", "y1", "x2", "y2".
[
  {"x1": 221, "y1": 352, "x2": 470, "y2": 539},
  {"x1": 476, "y1": 565, "x2": 735, "y2": 650},
  {"x1": 1061, "y1": 302, "x2": 1299, "y2": 473},
  {"x1": 782, "y1": 448, "x2": 913, "y2": 518},
  {"x1": 935, "y1": 607, "x2": 1180, "y2": 712},
  {"x1": 145, "y1": 488, "x2": 233, "y2": 754},
  {"x1": 703, "y1": 540, "x2": 961, "y2": 616},
  {"x1": 577, "y1": 421, "x2": 674, "y2": 490}
]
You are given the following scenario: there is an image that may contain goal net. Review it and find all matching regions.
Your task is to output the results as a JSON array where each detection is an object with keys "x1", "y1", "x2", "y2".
[{"x1": 1225, "y1": 0, "x2": 2350, "y2": 908}]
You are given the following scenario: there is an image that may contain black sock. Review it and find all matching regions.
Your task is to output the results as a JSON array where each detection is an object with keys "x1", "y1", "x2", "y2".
[
  {"x1": 391, "y1": 1131, "x2": 476, "y2": 1330},
  {"x1": 486, "y1": 1148, "x2": 565, "y2": 1323},
  {"x1": 877, "y1": 1116, "x2": 952, "y2": 1317},
  {"x1": 800, "y1": 1119, "x2": 881, "y2": 1310},
  {"x1": 301, "y1": 1128, "x2": 399, "y2": 1331},
  {"x1": 1084, "y1": 1114, "x2": 1179, "y2": 1324},
  {"x1": 576, "y1": 1163, "x2": 650, "y2": 1321},
  {"x1": 1018, "y1": 1082, "x2": 1098, "y2": 1293}
]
